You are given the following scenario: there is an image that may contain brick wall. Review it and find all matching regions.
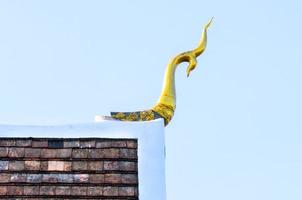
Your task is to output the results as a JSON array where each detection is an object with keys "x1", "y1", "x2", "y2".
[{"x1": 0, "y1": 138, "x2": 138, "y2": 199}]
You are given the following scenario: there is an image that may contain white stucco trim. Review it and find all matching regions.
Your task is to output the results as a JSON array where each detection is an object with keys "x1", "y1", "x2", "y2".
[{"x1": 0, "y1": 119, "x2": 166, "y2": 200}]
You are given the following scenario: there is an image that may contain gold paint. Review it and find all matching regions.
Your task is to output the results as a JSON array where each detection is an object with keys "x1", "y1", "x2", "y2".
[
  {"x1": 152, "y1": 103, "x2": 175, "y2": 125},
  {"x1": 140, "y1": 110, "x2": 155, "y2": 121},
  {"x1": 104, "y1": 18, "x2": 212, "y2": 126},
  {"x1": 152, "y1": 18, "x2": 213, "y2": 125},
  {"x1": 111, "y1": 112, "x2": 126, "y2": 120},
  {"x1": 126, "y1": 112, "x2": 139, "y2": 121}
]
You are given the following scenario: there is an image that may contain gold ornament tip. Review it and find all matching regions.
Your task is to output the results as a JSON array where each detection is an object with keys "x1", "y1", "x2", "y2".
[{"x1": 205, "y1": 17, "x2": 214, "y2": 29}]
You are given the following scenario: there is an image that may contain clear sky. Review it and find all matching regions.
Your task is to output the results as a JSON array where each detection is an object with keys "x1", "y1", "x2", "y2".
[{"x1": 0, "y1": 0, "x2": 301, "y2": 199}]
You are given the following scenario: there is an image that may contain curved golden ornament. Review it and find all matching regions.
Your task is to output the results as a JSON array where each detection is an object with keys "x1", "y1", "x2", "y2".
[
  {"x1": 108, "y1": 18, "x2": 212, "y2": 126},
  {"x1": 152, "y1": 18, "x2": 213, "y2": 125}
]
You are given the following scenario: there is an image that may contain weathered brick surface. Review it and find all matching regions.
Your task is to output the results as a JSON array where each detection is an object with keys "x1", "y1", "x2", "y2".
[
  {"x1": 87, "y1": 186, "x2": 103, "y2": 196},
  {"x1": 0, "y1": 173, "x2": 10, "y2": 183},
  {"x1": 0, "y1": 138, "x2": 138, "y2": 199},
  {"x1": 55, "y1": 186, "x2": 70, "y2": 195},
  {"x1": 74, "y1": 174, "x2": 89, "y2": 183},
  {"x1": 41, "y1": 149, "x2": 56, "y2": 158},
  {"x1": 0, "y1": 161, "x2": 8, "y2": 170},
  {"x1": 0, "y1": 186, "x2": 7, "y2": 195},
  {"x1": 8, "y1": 147, "x2": 25, "y2": 157},
  {"x1": 9, "y1": 161, "x2": 24, "y2": 171},
  {"x1": 118, "y1": 187, "x2": 136, "y2": 196},
  {"x1": 27, "y1": 174, "x2": 42, "y2": 183},
  {"x1": 56, "y1": 148, "x2": 72, "y2": 158},
  {"x1": 105, "y1": 174, "x2": 121, "y2": 184},
  {"x1": 48, "y1": 161, "x2": 65, "y2": 171},
  {"x1": 10, "y1": 173, "x2": 27, "y2": 182},
  {"x1": 7, "y1": 186, "x2": 23, "y2": 195},
  {"x1": 64, "y1": 140, "x2": 80, "y2": 148},
  {"x1": 103, "y1": 186, "x2": 119, "y2": 196},
  {"x1": 32, "y1": 140, "x2": 48, "y2": 148},
  {"x1": 0, "y1": 147, "x2": 8, "y2": 157},
  {"x1": 80, "y1": 140, "x2": 96, "y2": 148},
  {"x1": 72, "y1": 149, "x2": 88, "y2": 158},
  {"x1": 25, "y1": 161, "x2": 40, "y2": 170},
  {"x1": 24, "y1": 186, "x2": 39, "y2": 195},
  {"x1": 89, "y1": 174, "x2": 104, "y2": 183},
  {"x1": 16, "y1": 139, "x2": 32, "y2": 147},
  {"x1": 87, "y1": 161, "x2": 103, "y2": 171},
  {"x1": 0, "y1": 140, "x2": 15, "y2": 146},
  {"x1": 71, "y1": 186, "x2": 87, "y2": 196},
  {"x1": 40, "y1": 186, "x2": 56, "y2": 195},
  {"x1": 25, "y1": 148, "x2": 41, "y2": 158}
]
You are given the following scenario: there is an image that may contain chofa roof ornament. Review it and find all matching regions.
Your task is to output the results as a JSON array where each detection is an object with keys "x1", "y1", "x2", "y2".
[{"x1": 96, "y1": 18, "x2": 213, "y2": 126}]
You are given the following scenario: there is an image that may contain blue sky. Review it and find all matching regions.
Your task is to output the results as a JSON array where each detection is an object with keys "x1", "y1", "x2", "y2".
[{"x1": 0, "y1": 0, "x2": 301, "y2": 199}]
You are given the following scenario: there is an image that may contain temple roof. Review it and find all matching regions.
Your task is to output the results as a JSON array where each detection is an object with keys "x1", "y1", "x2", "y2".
[
  {"x1": 0, "y1": 120, "x2": 166, "y2": 200},
  {"x1": 0, "y1": 137, "x2": 138, "y2": 199}
]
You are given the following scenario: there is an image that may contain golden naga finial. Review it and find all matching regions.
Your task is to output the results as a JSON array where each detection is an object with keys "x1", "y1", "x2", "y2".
[{"x1": 96, "y1": 18, "x2": 212, "y2": 126}]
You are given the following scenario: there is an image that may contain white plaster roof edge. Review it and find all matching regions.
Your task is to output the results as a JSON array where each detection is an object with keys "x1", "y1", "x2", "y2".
[{"x1": 0, "y1": 119, "x2": 166, "y2": 200}]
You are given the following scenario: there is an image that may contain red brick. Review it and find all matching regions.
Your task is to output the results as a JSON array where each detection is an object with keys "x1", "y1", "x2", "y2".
[
  {"x1": 55, "y1": 186, "x2": 70, "y2": 195},
  {"x1": 102, "y1": 148, "x2": 120, "y2": 158},
  {"x1": 104, "y1": 161, "x2": 119, "y2": 170},
  {"x1": 40, "y1": 186, "x2": 55, "y2": 195},
  {"x1": 127, "y1": 140, "x2": 138, "y2": 148},
  {"x1": 25, "y1": 161, "x2": 40, "y2": 170},
  {"x1": 87, "y1": 161, "x2": 103, "y2": 171},
  {"x1": 0, "y1": 140, "x2": 15, "y2": 146},
  {"x1": 119, "y1": 149, "x2": 137, "y2": 159},
  {"x1": 40, "y1": 161, "x2": 48, "y2": 170},
  {"x1": 0, "y1": 173, "x2": 10, "y2": 183},
  {"x1": 88, "y1": 149, "x2": 104, "y2": 158},
  {"x1": 0, "y1": 147, "x2": 8, "y2": 157},
  {"x1": 89, "y1": 174, "x2": 104, "y2": 183},
  {"x1": 64, "y1": 161, "x2": 72, "y2": 171},
  {"x1": 111, "y1": 141, "x2": 127, "y2": 148},
  {"x1": 16, "y1": 139, "x2": 32, "y2": 147},
  {"x1": 7, "y1": 186, "x2": 24, "y2": 195},
  {"x1": 32, "y1": 140, "x2": 48, "y2": 147},
  {"x1": 42, "y1": 174, "x2": 60, "y2": 183},
  {"x1": 41, "y1": 149, "x2": 56, "y2": 158},
  {"x1": 87, "y1": 186, "x2": 102, "y2": 196},
  {"x1": 119, "y1": 161, "x2": 137, "y2": 171},
  {"x1": 80, "y1": 140, "x2": 96, "y2": 148},
  {"x1": 103, "y1": 186, "x2": 118, "y2": 196},
  {"x1": 0, "y1": 138, "x2": 139, "y2": 199},
  {"x1": 56, "y1": 149, "x2": 71, "y2": 158},
  {"x1": 71, "y1": 186, "x2": 87, "y2": 196},
  {"x1": 0, "y1": 186, "x2": 7, "y2": 195},
  {"x1": 74, "y1": 174, "x2": 89, "y2": 183},
  {"x1": 57, "y1": 174, "x2": 73, "y2": 183},
  {"x1": 26, "y1": 174, "x2": 42, "y2": 183},
  {"x1": 72, "y1": 149, "x2": 87, "y2": 158},
  {"x1": 121, "y1": 174, "x2": 138, "y2": 184},
  {"x1": 64, "y1": 140, "x2": 79, "y2": 148},
  {"x1": 8, "y1": 147, "x2": 25, "y2": 157},
  {"x1": 72, "y1": 161, "x2": 87, "y2": 171},
  {"x1": 9, "y1": 161, "x2": 24, "y2": 171},
  {"x1": 48, "y1": 161, "x2": 65, "y2": 171},
  {"x1": 104, "y1": 174, "x2": 120, "y2": 183},
  {"x1": 10, "y1": 173, "x2": 27, "y2": 182},
  {"x1": 24, "y1": 186, "x2": 39, "y2": 195},
  {"x1": 118, "y1": 187, "x2": 136, "y2": 196},
  {"x1": 96, "y1": 141, "x2": 112, "y2": 148},
  {"x1": 25, "y1": 148, "x2": 41, "y2": 158},
  {"x1": 0, "y1": 161, "x2": 9, "y2": 170}
]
